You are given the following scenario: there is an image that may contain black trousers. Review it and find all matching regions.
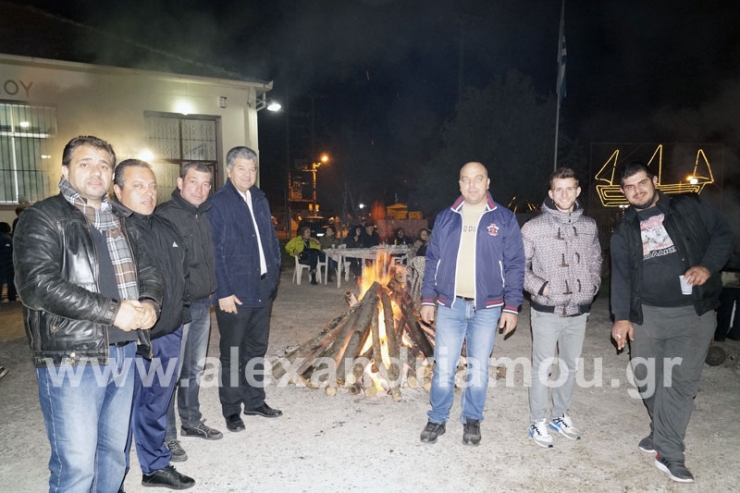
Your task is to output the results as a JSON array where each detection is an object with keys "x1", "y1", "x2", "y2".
[
  {"x1": 299, "y1": 249, "x2": 325, "y2": 271},
  {"x1": 216, "y1": 302, "x2": 272, "y2": 417},
  {"x1": 0, "y1": 265, "x2": 15, "y2": 301},
  {"x1": 716, "y1": 286, "x2": 740, "y2": 340}
]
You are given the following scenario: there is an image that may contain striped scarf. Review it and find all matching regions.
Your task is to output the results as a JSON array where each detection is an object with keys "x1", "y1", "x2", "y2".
[{"x1": 59, "y1": 177, "x2": 140, "y2": 301}]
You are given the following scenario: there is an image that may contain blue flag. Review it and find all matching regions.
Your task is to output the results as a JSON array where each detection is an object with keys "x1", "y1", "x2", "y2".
[{"x1": 557, "y1": 25, "x2": 567, "y2": 103}]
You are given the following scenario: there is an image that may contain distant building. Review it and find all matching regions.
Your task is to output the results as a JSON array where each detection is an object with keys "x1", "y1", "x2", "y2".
[{"x1": 0, "y1": 2, "x2": 273, "y2": 223}]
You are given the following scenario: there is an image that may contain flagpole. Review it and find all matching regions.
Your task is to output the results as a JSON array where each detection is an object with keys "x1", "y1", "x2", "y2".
[
  {"x1": 553, "y1": 88, "x2": 561, "y2": 172},
  {"x1": 554, "y1": 0, "x2": 565, "y2": 171}
]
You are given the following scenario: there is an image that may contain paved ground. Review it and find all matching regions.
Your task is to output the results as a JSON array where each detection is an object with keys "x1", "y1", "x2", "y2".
[{"x1": 1, "y1": 271, "x2": 740, "y2": 492}]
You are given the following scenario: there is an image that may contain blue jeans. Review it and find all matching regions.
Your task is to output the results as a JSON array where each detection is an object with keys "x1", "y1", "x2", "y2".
[
  {"x1": 428, "y1": 300, "x2": 500, "y2": 424},
  {"x1": 166, "y1": 298, "x2": 211, "y2": 439},
  {"x1": 37, "y1": 342, "x2": 136, "y2": 493}
]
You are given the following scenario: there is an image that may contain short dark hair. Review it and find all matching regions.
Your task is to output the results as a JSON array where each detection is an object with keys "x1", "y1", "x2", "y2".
[
  {"x1": 180, "y1": 161, "x2": 213, "y2": 180},
  {"x1": 325, "y1": 225, "x2": 335, "y2": 234},
  {"x1": 619, "y1": 161, "x2": 654, "y2": 186},
  {"x1": 300, "y1": 226, "x2": 311, "y2": 235},
  {"x1": 0, "y1": 222, "x2": 10, "y2": 234},
  {"x1": 62, "y1": 136, "x2": 116, "y2": 168},
  {"x1": 549, "y1": 167, "x2": 579, "y2": 188},
  {"x1": 114, "y1": 159, "x2": 153, "y2": 188},
  {"x1": 226, "y1": 146, "x2": 258, "y2": 170}
]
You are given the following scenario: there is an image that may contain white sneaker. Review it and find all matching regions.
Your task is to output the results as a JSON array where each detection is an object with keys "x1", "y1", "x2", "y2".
[
  {"x1": 529, "y1": 420, "x2": 553, "y2": 448},
  {"x1": 549, "y1": 414, "x2": 581, "y2": 440}
]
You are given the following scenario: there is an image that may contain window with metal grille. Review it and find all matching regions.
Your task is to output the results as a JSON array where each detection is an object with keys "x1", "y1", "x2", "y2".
[
  {"x1": 144, "y1": 112, "x2": 220, "y2": 202},
  {"x1": 0, "y1": 102, "x2": 57, "y2": 204}
]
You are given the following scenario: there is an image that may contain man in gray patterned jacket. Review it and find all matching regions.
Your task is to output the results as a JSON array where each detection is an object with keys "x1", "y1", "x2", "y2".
[{"x1": 521, "y1": 167, "x2": 602, "y2": 448}]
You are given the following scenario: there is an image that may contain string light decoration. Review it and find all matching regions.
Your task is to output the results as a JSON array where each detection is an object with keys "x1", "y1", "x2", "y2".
[{"x1": 594, "y1": 144, "x2": 714, "y2": 207}]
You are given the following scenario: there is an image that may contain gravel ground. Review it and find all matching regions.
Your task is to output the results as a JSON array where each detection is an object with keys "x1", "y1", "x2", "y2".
[{"x1": 1, "y1": 270, "x2": 739, "y2": 492}]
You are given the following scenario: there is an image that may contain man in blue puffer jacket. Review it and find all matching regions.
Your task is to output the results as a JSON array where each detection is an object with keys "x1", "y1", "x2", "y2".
[{"x1": 419, "y1": 161, "x2": 525, "y2": 446}]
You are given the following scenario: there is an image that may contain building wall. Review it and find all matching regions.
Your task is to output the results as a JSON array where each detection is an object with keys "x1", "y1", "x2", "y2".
[{"x1": 0, "y1": 54, "x2": 269, "y2": 222}]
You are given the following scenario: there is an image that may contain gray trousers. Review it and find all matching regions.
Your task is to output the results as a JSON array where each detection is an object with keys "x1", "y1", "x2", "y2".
[
  {"x1": 631, "y1": 304, "x2": 714, "y2": 462},
  {"x1": 529, "y1": 310, "x2": 588, "y2": 424}
]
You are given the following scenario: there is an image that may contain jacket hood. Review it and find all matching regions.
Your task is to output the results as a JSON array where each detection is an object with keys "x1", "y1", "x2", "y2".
[{"x1": 541, "y1": 197, "x2": 584, "y2": 223}]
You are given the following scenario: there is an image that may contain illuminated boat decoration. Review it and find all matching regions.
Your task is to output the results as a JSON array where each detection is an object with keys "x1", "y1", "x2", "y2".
[{"x1": 594, "y1": 145, "x2": 714, "y2": 207}]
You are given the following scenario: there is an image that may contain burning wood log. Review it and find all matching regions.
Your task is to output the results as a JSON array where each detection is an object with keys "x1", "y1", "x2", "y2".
[
  {"x1": 346, "y1": 346, "x2": 372, "y2": 395},
  {"x1": 381, "y1": 289, "x2": 402, "y2": 401},
  {"x1": 313, "y1": 283, "x2": 381, "y2": 389},
  {"x1": 401, "y1": 303, "x2": 434, "y2": 358},
  {"x1": 334, "y1": 330, "x2": 360, "y2": 388},
  {"x1": 272, "y1": 311, "x2": 350, "y2": 380},
  {"x1": 371, "y1": 306, "x2": 382, "y2": 378},
  {"x1": 344, "y1": 291, "x2": 358, "y2": 307},
  {"x1": 291, "y1": 329, "x2": 344, "y2": 384},
  {"x1": 332, "y1": 283, "x2": 379, "y2": 367}
]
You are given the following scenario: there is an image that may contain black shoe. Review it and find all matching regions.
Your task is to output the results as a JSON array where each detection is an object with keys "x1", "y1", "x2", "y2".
[
  {"x1": 225, "y1": 414, "x2": 245, "y2": 432},
  {"x1": 463, "y1": 418, "x2": 481, "y2": 445},
  {"x1": 655, "y1": 455, "x2": 694, "y2": 483},
  {"x1": 181, "y1": 420, "x2": 223, "y2": 440},
  {"x1": 166, "y1": 440, "x2": 188, "y2": 462},
  {"x1": 420, "y1": 421, "x2": 446, "y2": 444},
  {"x1": 244, "y1": 403, "x2": 283, "y2": 418},
  {"x1": 142, "y1": 465, "x2": 195, "y2": 489},
  {"x1": 728, "y1": 333, "x2": 740, "y2": 341}
]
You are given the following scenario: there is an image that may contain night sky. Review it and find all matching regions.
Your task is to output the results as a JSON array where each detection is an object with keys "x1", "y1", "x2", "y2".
[{"x1": 10, "y1": 0, "x2": 740, "y2": 212}]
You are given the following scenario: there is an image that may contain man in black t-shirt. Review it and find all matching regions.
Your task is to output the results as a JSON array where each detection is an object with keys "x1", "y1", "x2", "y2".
[{"x1": 610, "y1": 162, "x2": 735, "y2": 484}]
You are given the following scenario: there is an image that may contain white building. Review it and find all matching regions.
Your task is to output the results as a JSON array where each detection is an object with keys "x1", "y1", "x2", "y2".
[{"x1": 0, "y1": 52, "x2": 272, "y2": 224}]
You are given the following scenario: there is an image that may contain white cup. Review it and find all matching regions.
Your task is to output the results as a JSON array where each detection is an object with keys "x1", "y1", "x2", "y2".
[{"x1": 679, "y1": 275, "x2": 692, "y2": 295}]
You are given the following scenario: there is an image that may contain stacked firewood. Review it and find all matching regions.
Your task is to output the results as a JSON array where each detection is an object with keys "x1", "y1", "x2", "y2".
[{"x1": 272, "y1": 275, "x2": 436, "y2": 401}]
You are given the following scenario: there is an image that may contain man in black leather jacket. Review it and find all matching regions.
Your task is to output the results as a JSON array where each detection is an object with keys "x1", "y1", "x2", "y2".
[
  {"x1": 610, "y1": 161, "x2": 735, "y2": 483},
  {"x1": 113, "y1": 159, "x2": 195, "y2": 490},
  {"x1": 13, "y1": 136, "x2": 163, "y2": 493}
]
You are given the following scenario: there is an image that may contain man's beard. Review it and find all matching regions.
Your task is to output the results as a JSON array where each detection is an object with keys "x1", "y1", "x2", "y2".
[{"x1": 629, "y1": 189, "x2": 657, "y2": 210}]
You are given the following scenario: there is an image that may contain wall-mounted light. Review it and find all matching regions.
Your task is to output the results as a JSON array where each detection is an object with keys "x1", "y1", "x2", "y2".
[
  {"x1": 138, "y1": 149, "x2": 154, "y2": 161},
  {"x1": 219, "y1": 96, "x2": 228, "y2": 109},
  {"x1": 40, "y1": 154, "x2": 51, "y2": 159},
  {"x1": 19, "y1": 121, "x2": 30, "y2": 128},
  {"x1": 175, "y1": 100, "x2": 192, "y2": 115},
  {"x1": 255, "y1": 93, "x2": 282, "y2": 112}
]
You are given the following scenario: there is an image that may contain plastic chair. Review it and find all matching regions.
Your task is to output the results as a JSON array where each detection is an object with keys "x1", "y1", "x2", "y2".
[
  {"x1": 337, "y1": 244, "x2": 351, "y2": 282},
  {"x1": 292, "y1": 255, "x2": 310, "y2": 285},
  {"x1": 317, "y1": 256, "x2": 328, "y2": 284}
]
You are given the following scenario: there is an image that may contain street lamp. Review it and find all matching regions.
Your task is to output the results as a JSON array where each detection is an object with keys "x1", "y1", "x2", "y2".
[{"x1": 309, "y1": 153, "x2": 330, "y2": 213}]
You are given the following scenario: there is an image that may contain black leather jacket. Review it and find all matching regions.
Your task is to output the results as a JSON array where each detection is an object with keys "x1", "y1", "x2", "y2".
[
  {"x1": 611, "y1": 192, "x2": 735, "y2": 324},
  {"x1": 14, "y1": 194, "x2": 163, "y2": 366}
]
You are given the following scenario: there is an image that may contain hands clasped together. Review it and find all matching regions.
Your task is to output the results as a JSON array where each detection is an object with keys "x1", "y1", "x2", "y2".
[{"x1": 113, "y1": 300, "x2": 158, "y2": 332}]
